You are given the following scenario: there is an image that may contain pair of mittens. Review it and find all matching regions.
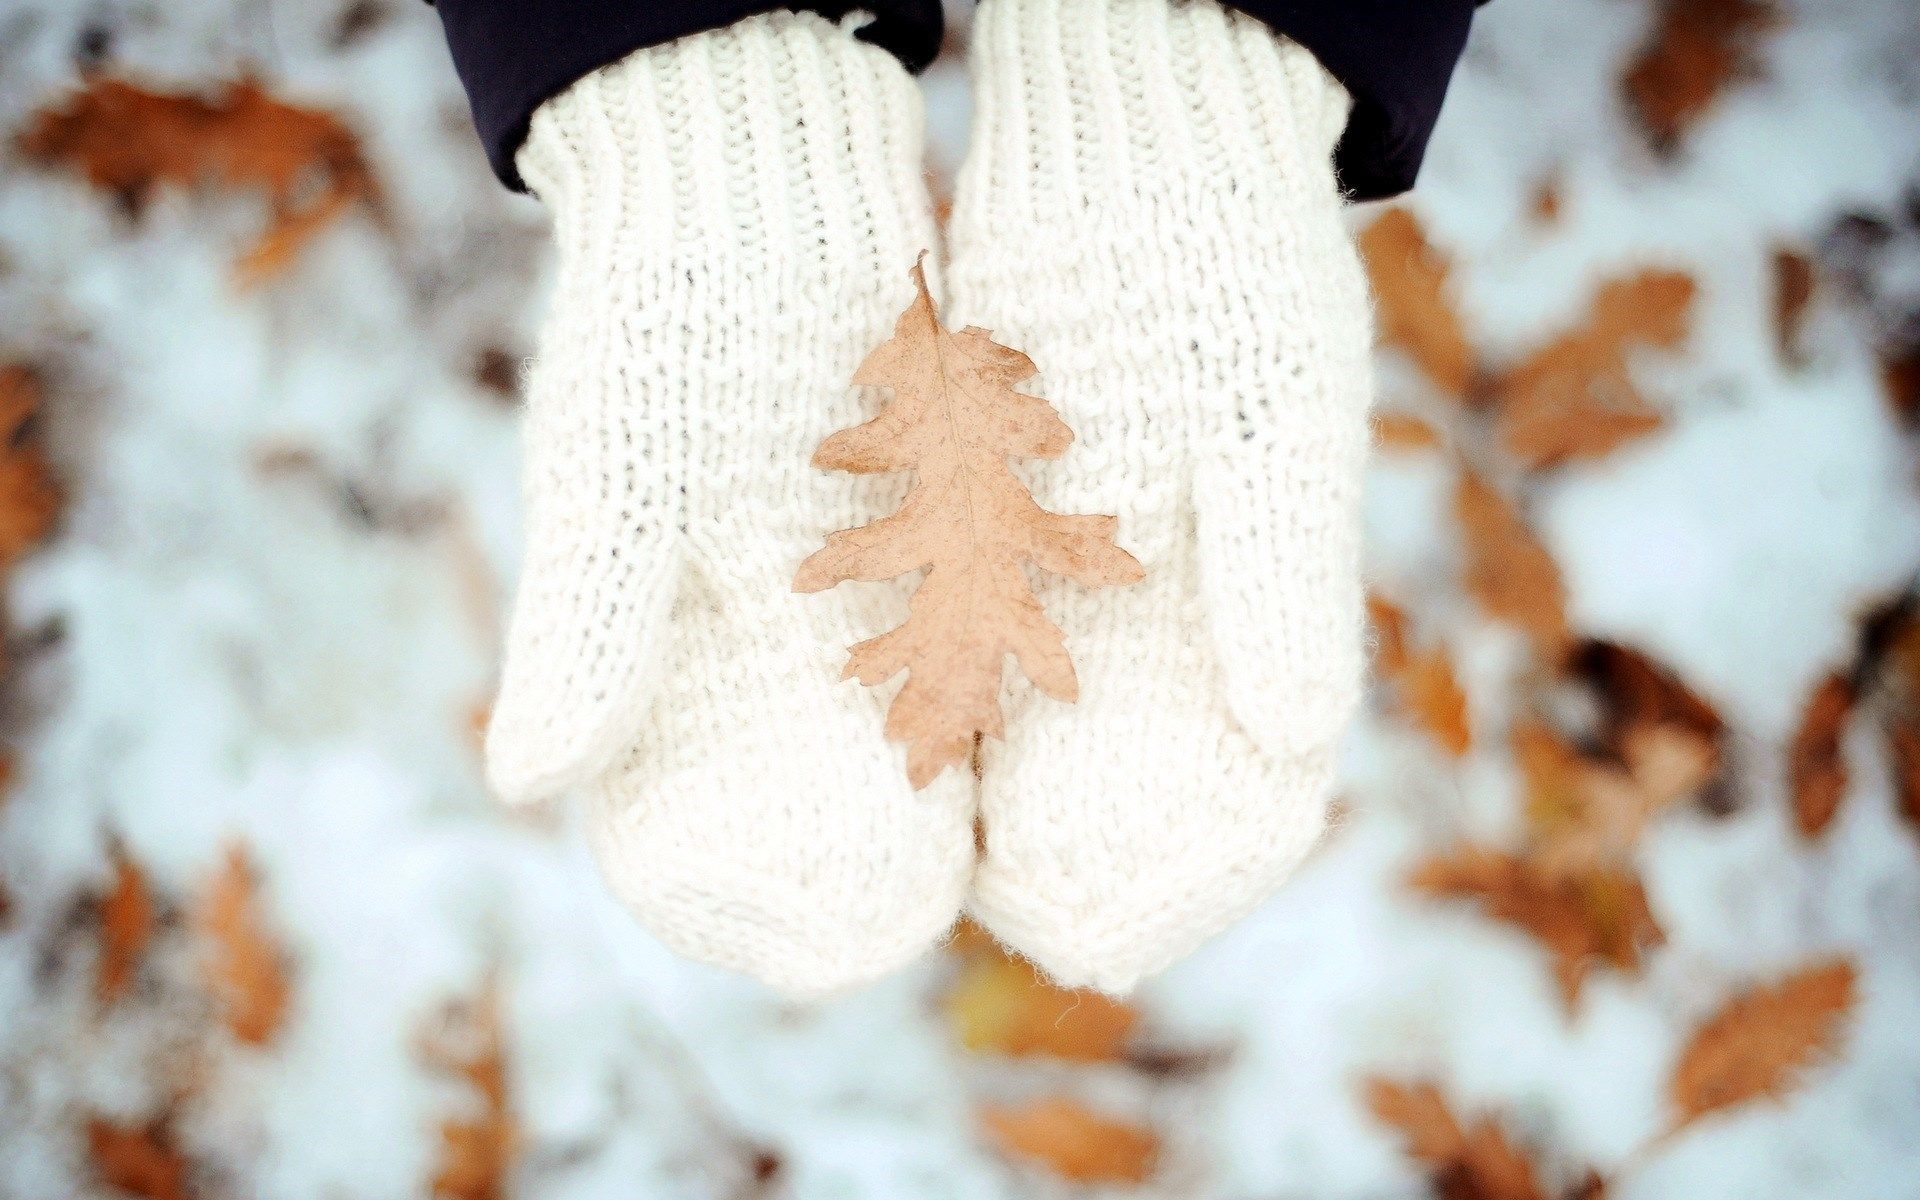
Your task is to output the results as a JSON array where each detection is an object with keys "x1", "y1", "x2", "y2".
[{"x1": 491, "y1": 0, "x2": 1371, "y2": 997}]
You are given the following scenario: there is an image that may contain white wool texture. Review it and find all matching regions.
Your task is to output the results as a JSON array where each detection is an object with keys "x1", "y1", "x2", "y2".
[
  {"x1": 497, "y1": 12, "x2": 973, "y2": 997},
  {"x1": 948, "y1": 0, "x2": 1373, "y2": 992}
]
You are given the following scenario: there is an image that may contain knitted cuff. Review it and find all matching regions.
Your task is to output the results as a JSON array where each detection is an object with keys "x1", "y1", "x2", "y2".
[
  {"x1": 952, "y1": 0, "x2": 1351, "y2": 241},
  {"x1": 516, "y1": 10, "x2": 931, "y2": 281}
]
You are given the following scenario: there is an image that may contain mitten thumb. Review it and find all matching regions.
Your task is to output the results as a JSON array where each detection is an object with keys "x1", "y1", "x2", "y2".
[{"x1": 484, "y1": 464, "x2": 684, "y2": 806}]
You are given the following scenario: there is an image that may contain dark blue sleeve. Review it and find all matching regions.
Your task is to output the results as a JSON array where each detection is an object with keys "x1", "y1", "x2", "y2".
[
  {"x1": 1231, "y1": 0, "x2": 1482, "y2": 200},
  {"x1": 430, "y1": 0, "x2": 1476, "y2": 201}
]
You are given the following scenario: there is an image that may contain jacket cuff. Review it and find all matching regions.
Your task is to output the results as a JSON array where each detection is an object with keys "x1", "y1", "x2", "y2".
[
  {"x1": 1226, "y1": 0, "x2": 1480, "y2": 200},
  {"x1": 432, "y1": 0, "x2": 944, "y2": 191}
]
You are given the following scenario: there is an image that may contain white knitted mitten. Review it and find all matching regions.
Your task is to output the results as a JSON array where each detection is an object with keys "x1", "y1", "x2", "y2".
[
  {"x1": 499, "y1": 13, "x2": 972, "y2": 995},
  {"x1": 948, "y1": 0, "x2": 1373, "y2": 992}
]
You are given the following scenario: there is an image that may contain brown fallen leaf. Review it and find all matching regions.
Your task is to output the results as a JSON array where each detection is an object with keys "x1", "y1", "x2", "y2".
[
  {"x1": 231, "y1": 181, "x2": 358, "y2": 288},
  {"x1": 1490, "y1": 271, "x2": 1693, "y2": 471},
  {"x1": 1668, "y1": 959, "x2": 1856, "y2": 1134},
  {"x1": 1887, "y1": 718, "x2": 1920, "y2": 832},
  {"x1": 1404, "y1": 645, "x2": 1475, "y2": 757},
  {"x1": 1530, "y1": 175, "x2": 1565, "y2": 226},
  {"x1": 1570, "y1": 640, "x2": 1725, "y2": 768},
  {"x1": 1516, "y1": 718, "x2": 1711, "y2": 876},
  {"x1": 17, "y1": 77, "x2": 375, "y2": 282},
  {"x1": 1771, "y1": 246, "x2": 1816, "y2": 364},
  {"x1": 1865, "y1": 603, "x2": 1920, "y2": 832},
  {"x1": 1515, "y1": 721, "x2": 1633, "y2": 869},
  {"x1": 1363, "y1": 1079, "x2": 1551, "y2": 1200},
  {"x1": 979, "y1": 1096, "x2": 1158, "y2": 1184},
  {"x1": 1369, "y1": 593, "x2": 1414, "y2": 678},
  {"x1": 1787, "y1": 673, "x2": 1854, "y2": 838},
  {"x1": 1623, "y1": 0, "x2": 1780, "y2": 148},
  {"x1": 98, "y1": 841, "x2": 157, "y2": 1006},
  {"x1": 194, "y1": 843, "x2": 290, "y2": 1045},
  {"x1": 0, "y1": 364, "x2": 61, "y2": 576},
  {"x1": 1375, "y1": 411, "x2": 1446, "y2": 453},
  {"x1": 1369, "y1": 594, "x2": 1472, "y2": 755},
  {"x1": 1411, "y1": 846, "x2": 1663, "y2": 1010},
  {"x1": 426, "y1": 980, "x2": 520, "y2": 1200},
  {"x1": 1456, "y1": 473, "x2": 1570, "y2": 662},
  {"x1": 795, "y1": 260, "x2": 1144, "y2": 787},
  {"x1": 1619, "y1": 721, "x2": 1720, "y2": 812},
  {"x1": 1359, "y1": 208, "x2": 1476, "y2": 398},
  {"x1": 945, "y1": 944, "x2": 1138, "y2": 1062},
  {"x1": 87, "y1": 1115, "x2": 193, "y2": 1200},
  {"x1": 1884, "y1": 349, "x2": 1920, "y2": 426}
]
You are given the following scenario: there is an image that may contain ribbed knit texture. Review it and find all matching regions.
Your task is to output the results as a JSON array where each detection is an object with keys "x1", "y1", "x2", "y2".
[
  {"x1": 496, "y1": 12, "x2": 972, "y2": 996},
  {"x1": 949, "y1": 0, "x2": 1374, "y2": 993}
]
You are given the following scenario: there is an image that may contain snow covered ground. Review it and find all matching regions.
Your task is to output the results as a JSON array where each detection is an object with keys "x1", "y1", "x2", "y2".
[{"x1": 1, "y1": 0, "x2": 1917, "y2": 1197}]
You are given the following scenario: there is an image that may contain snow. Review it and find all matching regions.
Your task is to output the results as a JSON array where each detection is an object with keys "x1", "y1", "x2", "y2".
[{"x1": 2, "y1": 0, "x2": 1918, "y2": 1196}]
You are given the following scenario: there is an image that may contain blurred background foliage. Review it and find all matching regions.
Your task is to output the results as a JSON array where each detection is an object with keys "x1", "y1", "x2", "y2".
[{"x1": 0, "y1": 0, "x2": 1917, "y2": 1197}]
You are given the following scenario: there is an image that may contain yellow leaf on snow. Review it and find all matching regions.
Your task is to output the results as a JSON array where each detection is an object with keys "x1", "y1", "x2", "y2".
[
  {"x1": 1667, "y1": 959, "x2": 1856, "y2": 1134},
  {"x1": 795, "y1": 259, "x2": 1144, "y2": 787},
  {"x1": 945, "y1": 941, "x2": 1138, "y2": 1062},
  {"x1": 979, "y1": 1096, "x2": 1159, "y2": 1184}
]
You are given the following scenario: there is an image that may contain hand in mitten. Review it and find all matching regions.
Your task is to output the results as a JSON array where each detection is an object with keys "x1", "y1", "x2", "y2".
[
  {"x1": 948, "y1": 0, "x2": 1373, "y2": 992},
  {"x1": 492, "y1": 13, "x2": 973, "y2": 996}
]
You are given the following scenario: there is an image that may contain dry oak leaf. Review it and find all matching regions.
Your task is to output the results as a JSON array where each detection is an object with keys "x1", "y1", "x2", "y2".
[
  {"x1": 87, "y1": 1116, "x2": 193, "y2": 1200},
  {"x1": 979, "y1": 1096, "x2": 1159, "y2": 1184},
  {"x1": 425, "y1": 981, "x2": 520, "y2": 1200},
  {"x1": 1411, "y1": 845, "x2": 1664, "y2": 1010},
  {"x1": 98, "y1": 840, "x2": 157, "y2": 1006},
  {"x1": 1455, "y1": 472, "x2": 1570, "y2": 661},
  {"x1": 1867, "y1": 604, "x2": 1920, "y2": 831},
  {"x1": 1402, "y1": 645, "x2": 1474, "y2": 757},
  {"x1": 1667, "y1": 958, "x2": 1856, "y2": 1134},
  {"x1": 1515, "y1": 718, "x2": 1710, "y2": 876},
  {"x1": 1570, "y1": 640, "x2": 1725, "y2": 764},
  {"x1": 1374, "y1": 411, "x2": 1447, "y2": 454},
  {"x1": 1490, "y1": 270, "x2": 1693, "y2": 471},
  {"x1": 1364, "y1": 1079, "x2": 1551, "y2": 1200},
  {"x1": 1624, "y1": 0, "x2": 1780, "y2": 148},
  {"x1": 1771, "y1": 246, "x2": 1816, "y2": 364},
  {"x1": 1368, "y1": 592, "x2": 1414, "y2": 678},
  {"x1": 0, "y1": 364, "x2": 61, "y2": 575},
  {"x1": 945, "y1": 940, "x2": 1139, "y2": 1062},
  {"x1": 1884, "y1": 349, "x2": 1920, "y2": 427},
  {"x1": 794, "y1": 260, "x2": 1144, "y2": 787},
  {"x1": 1887, "y1": 717, "x2": 1920, "y2": 833},
  {"x1": 1370, "y1": 593, "x2": 1472, "y2": 755},
  {"x1": 1514, "y1": 720, "x2": 1641, "y2": 875},
  {"x1": 1359, "y1": 208, "x2": 1476, "y2": 398},
  {"x1": 18, "y1": 77, "x2": 375, "y2": 283},
  {"x1": 195, "y1": 843, "x2": 291, "y2": 1045},
  {"x1": 1787, "y1": 673, "x2": 1854, "y2": 838}
]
